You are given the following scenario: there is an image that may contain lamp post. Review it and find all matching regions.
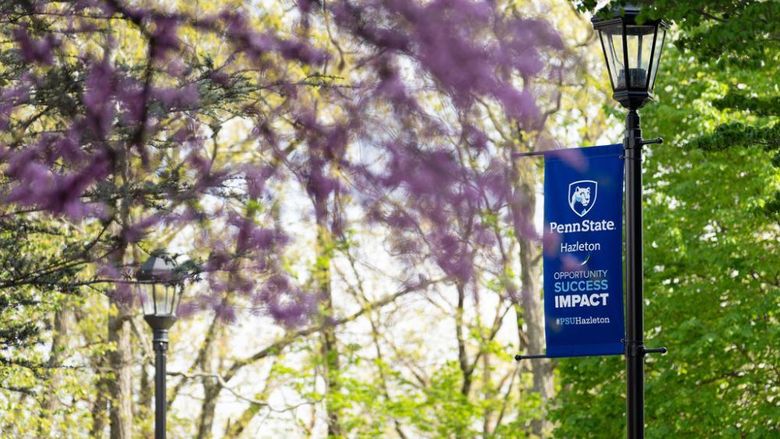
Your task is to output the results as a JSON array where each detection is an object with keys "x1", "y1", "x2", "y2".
[
  {"x1": 592, "y1": 5, "x2": 668, "y2": 439},
  {"x1": 136, "y1": 250, "x2": 185, "y2": 439}
]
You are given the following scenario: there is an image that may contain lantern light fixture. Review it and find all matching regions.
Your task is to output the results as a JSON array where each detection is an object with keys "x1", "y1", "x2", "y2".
[{"x1": 592, "y1": 4, "x2": 669, "y2": 110}]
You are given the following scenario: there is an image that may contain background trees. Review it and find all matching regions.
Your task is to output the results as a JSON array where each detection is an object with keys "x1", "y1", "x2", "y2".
[
  {"x1": 0, "y1": 0, "x2": 576, "y2": 437},
  {"x1": 0, "y1": 0, "x2": 775, "y2": 437}
]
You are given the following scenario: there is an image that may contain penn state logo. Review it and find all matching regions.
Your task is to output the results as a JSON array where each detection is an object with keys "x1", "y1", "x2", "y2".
[{"x1": 568, "y1": 180, "x2": 597, "y2": 217}]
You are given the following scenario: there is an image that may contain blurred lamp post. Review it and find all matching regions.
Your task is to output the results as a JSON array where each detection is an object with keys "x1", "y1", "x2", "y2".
[
  {"x1": 592, "y1": 5, "x2": 668, "y2": 439},
  {"x1": 136, "y1": 250, "x2": 185, "y2": 439}
]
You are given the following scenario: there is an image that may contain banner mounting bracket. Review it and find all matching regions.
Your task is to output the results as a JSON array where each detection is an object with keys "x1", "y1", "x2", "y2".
[{"x1": 514, "y1": 354, "x2": 549, "y2": 361}]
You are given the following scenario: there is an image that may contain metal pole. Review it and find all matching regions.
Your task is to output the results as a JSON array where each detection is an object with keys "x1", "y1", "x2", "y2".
[
  {"x1": 153, "y1": 329, "x2": 169, "y2": 439},
  {"x1": 624, "y1": 109, "x2": 644, "y2": 439}
]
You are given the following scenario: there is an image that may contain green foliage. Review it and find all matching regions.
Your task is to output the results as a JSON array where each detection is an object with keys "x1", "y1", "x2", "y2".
[
  {"x1": 555, "y1": 1, "x2": 780, "y2": 436},
  {"x1": 0, "y1": 195, "x2": 112, "y2": 436},
  {"x1": 551, "y1": 356, "x2": 624, "y2": 438},
  {"x1": 341, "y1": 360, "x2": 483, "y2": 437},
  {"x1": 0, "y1": 216, "x2": 78, "y2": 366},
  {"x1": 581, "y1": 1, "x2": 779, "y2": 69}
]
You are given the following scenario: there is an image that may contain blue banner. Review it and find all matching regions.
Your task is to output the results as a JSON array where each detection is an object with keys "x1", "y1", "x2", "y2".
[{"x1": 543, "y1": 144, "x2": 625, "y2": 357}]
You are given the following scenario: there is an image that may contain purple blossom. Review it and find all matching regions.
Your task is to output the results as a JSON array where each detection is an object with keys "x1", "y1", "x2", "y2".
[
  {"x1": 374, "y1": 58, "x2": 420, "y2": 112},
  {"x1": 0, "y1": 84, "x2": 30, "y2": 130},
  {"x1": 473, "y1": 224, "x2": 496, "y2": 247},
  {"x1": 82, "y1": 61, "x2": 115, "y2": 139},
  {"x1": 512, "y1": 18, "x2": 564, "y2": 51},
  {"x1": 97, "y1": 263, "x2": 122, "y2": 280},
  {"x1": 186, "y1": 152, "x2": 211, "y2": 174},
  {"x1": 430, "y1": 231, "x2": 473, "y2": 283},
  {"x1": 0, "y1": 0, "x2": 564, "y2": 326},
  {"x1": 150, "y1": 16, "x2": 181, "y2": 60},
  {"x1": 214, "y1": 302, "x2": 237, "y2": 323},
  {"x1": 239, "y1": 224, "x2": 284, "y2": 254},
  {"x1": 306, "y1": 167, "x2": 339, "y2": 201},
  {"x1": 208, "y1": 70, "x2": 231, "y2": 87},
  {"x1": 99, "y1": 264, "x2": 135, "y2": 304},
  {"x1": 548, "y1": 147, "x2": 588, "y2": 171},
  {"x1": 243, "y1": 165, "x2": 274, "y2": 199},
  {"x1": 13, "y1": 27, "x2": 58, "y2": 65},
  {"x1": 275, "y1": 38, "x2": 329, "y2": 64},
  {"x1": 498, "y1": 19, "x2": 563, "y2": 76},
  {"x1": 382, "y1": 145, "x2": 459, "y2": 197},
  {"x1": 255, "y1": 274, "x2": 314, "y2": 327},
  {"x1": 122, "y1": 215, "x2": 161, "y2": 243},
  {"x1": 220, "y1": 10, "x2": 328, "y2": 65},
  {"x1": 297, "y1": 0, "x2": 316, "y2": 14},
  {"x1": 116, "y1": 78, "x2": 145, "y2": 124},
  {"x1": 385, "y1": 210, "x2": 417, "y2": 229},
  {"x1": 495, "y1": 88, "x2": 540, "y2": 128},
  {"x1": 5, "y1": 148, "x2": 110, "y2": 219},
  {"x1": 478, "y1": 160, "x2": 511, "y2": 202},
  {"x1": 561, "y1": 254, "x2": 584, "y2": 272},
  {"x1": 54, "y1": 129, "x2": 86, "y2": 164},
  {"x1": 328, "y1": 0, "x2": 562, "y2": 125},
  {"x1": 176, "y1": 300, "x2": 199, "y2": 318},
  {"x1": 110, "y1": 282, "x2": 135, "y2": 305},
  {"x1": 152, "y1": 84, "x2": 200, "y2": 109},
  {"x1": 329, "y1": 2, "x2": 410, "y2": 50},
  {"x1": 542, "y1": 231, "x2": 561, "y2": 257},
  {"x1": 463, "y1": 124, "x2": 488, "y2": 150}
]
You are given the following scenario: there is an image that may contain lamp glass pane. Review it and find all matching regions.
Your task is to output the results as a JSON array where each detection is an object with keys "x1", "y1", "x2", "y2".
[
  {"x1": 598, "y1": 31, "x2": 615, "y2": 90},
  {"x1": 624, "y1": 25, "x2": 655, "y2": 89},
  {"x1": 173, "y1": 284, "x2": 182, "y2": 316},
  {"x1": 168, "y1": 284, "x2": 178, "y2": 315},
  {"x1": 153, "y1": 283, "x2": 162, "y2": 315},
  {"x1": 159, "y1": 284, "x2": 175, "y2": 316},
  {"x1": 139, "y1": 282, "x2": 155, "y2": 315},
  {"x1": 648, "y1": 27, "x2": 666, "y2": 92},
  {"x1": 606, "y1": 29, "x2": 625, "y2": 89},
  {"x1": 140, "y1": 282, "x2": 180, "y2": 317}
]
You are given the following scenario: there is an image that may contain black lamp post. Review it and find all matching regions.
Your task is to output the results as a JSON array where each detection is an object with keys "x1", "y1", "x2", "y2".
[
  {"x1": 592, "y1": 5, "x2": 668, "y2": 439},
  {"x1": 136, "y1": 250, "x2": 185, "y2": 439}
]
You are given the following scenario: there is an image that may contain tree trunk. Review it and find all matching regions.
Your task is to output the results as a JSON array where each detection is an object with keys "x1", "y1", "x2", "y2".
[
  {"x1": 90, "y1": 308, "x2": 109, "y2": 437},
  {"x1": 315, "y1": 194, "x2": 341, "y2": 438},
  {"x1": 196, "y1": 383, "x2": 221, "y2": 439},
  {"x1": 455, "y1": 283, "x2": 472, "y2": 397},
  {"x1": 513, "y1": 162, "x2": 554, "y2": 437},
  {"x1": 196, "y1": 320, "x2": 225, "y2": 439},
  {"x1": 224, "y1": 398, "x2": 265, "y2": 438},
  {"x1": 139, "y1": 355, "x2": 152, "y2": 438},
  {"x1": 481, "y1": 347, "x2": 493, "y2": 437},
  {"x1": 519, "y1": 235, "x2": 553, "y2": 436},
  {"x1": 109, "y1": 141, "x2": 133, "y2": 439},
  {"x1": 91, "y1": 385, "x2": 109, "y2": 437},
  {"x1": 39, "y1": 308, "x2": 71, "y2": 436},
  {"x1": 108, "y1": 294, "x2": 133, "y2": 439}
]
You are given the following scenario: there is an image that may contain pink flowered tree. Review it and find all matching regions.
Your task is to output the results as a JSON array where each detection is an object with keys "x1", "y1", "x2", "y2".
[{"x1": 0, "y1": 0, "x2": 562, "y2": 435}]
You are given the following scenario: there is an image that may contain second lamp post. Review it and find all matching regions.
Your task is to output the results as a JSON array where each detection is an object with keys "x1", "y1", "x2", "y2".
[{"x1": 136, "y1": 250, "x2": 186, "y2": 439}]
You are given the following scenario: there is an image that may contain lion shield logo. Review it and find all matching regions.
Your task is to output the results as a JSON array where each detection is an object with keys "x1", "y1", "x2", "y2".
[{"x1": 568, "y1": 180, "x2": 597, "y2": 217}]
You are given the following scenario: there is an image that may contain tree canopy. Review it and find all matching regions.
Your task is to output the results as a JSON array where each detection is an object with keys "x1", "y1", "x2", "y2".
[{"x1": 553, "y1": 2, "x2": 779, "y2": 437}]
